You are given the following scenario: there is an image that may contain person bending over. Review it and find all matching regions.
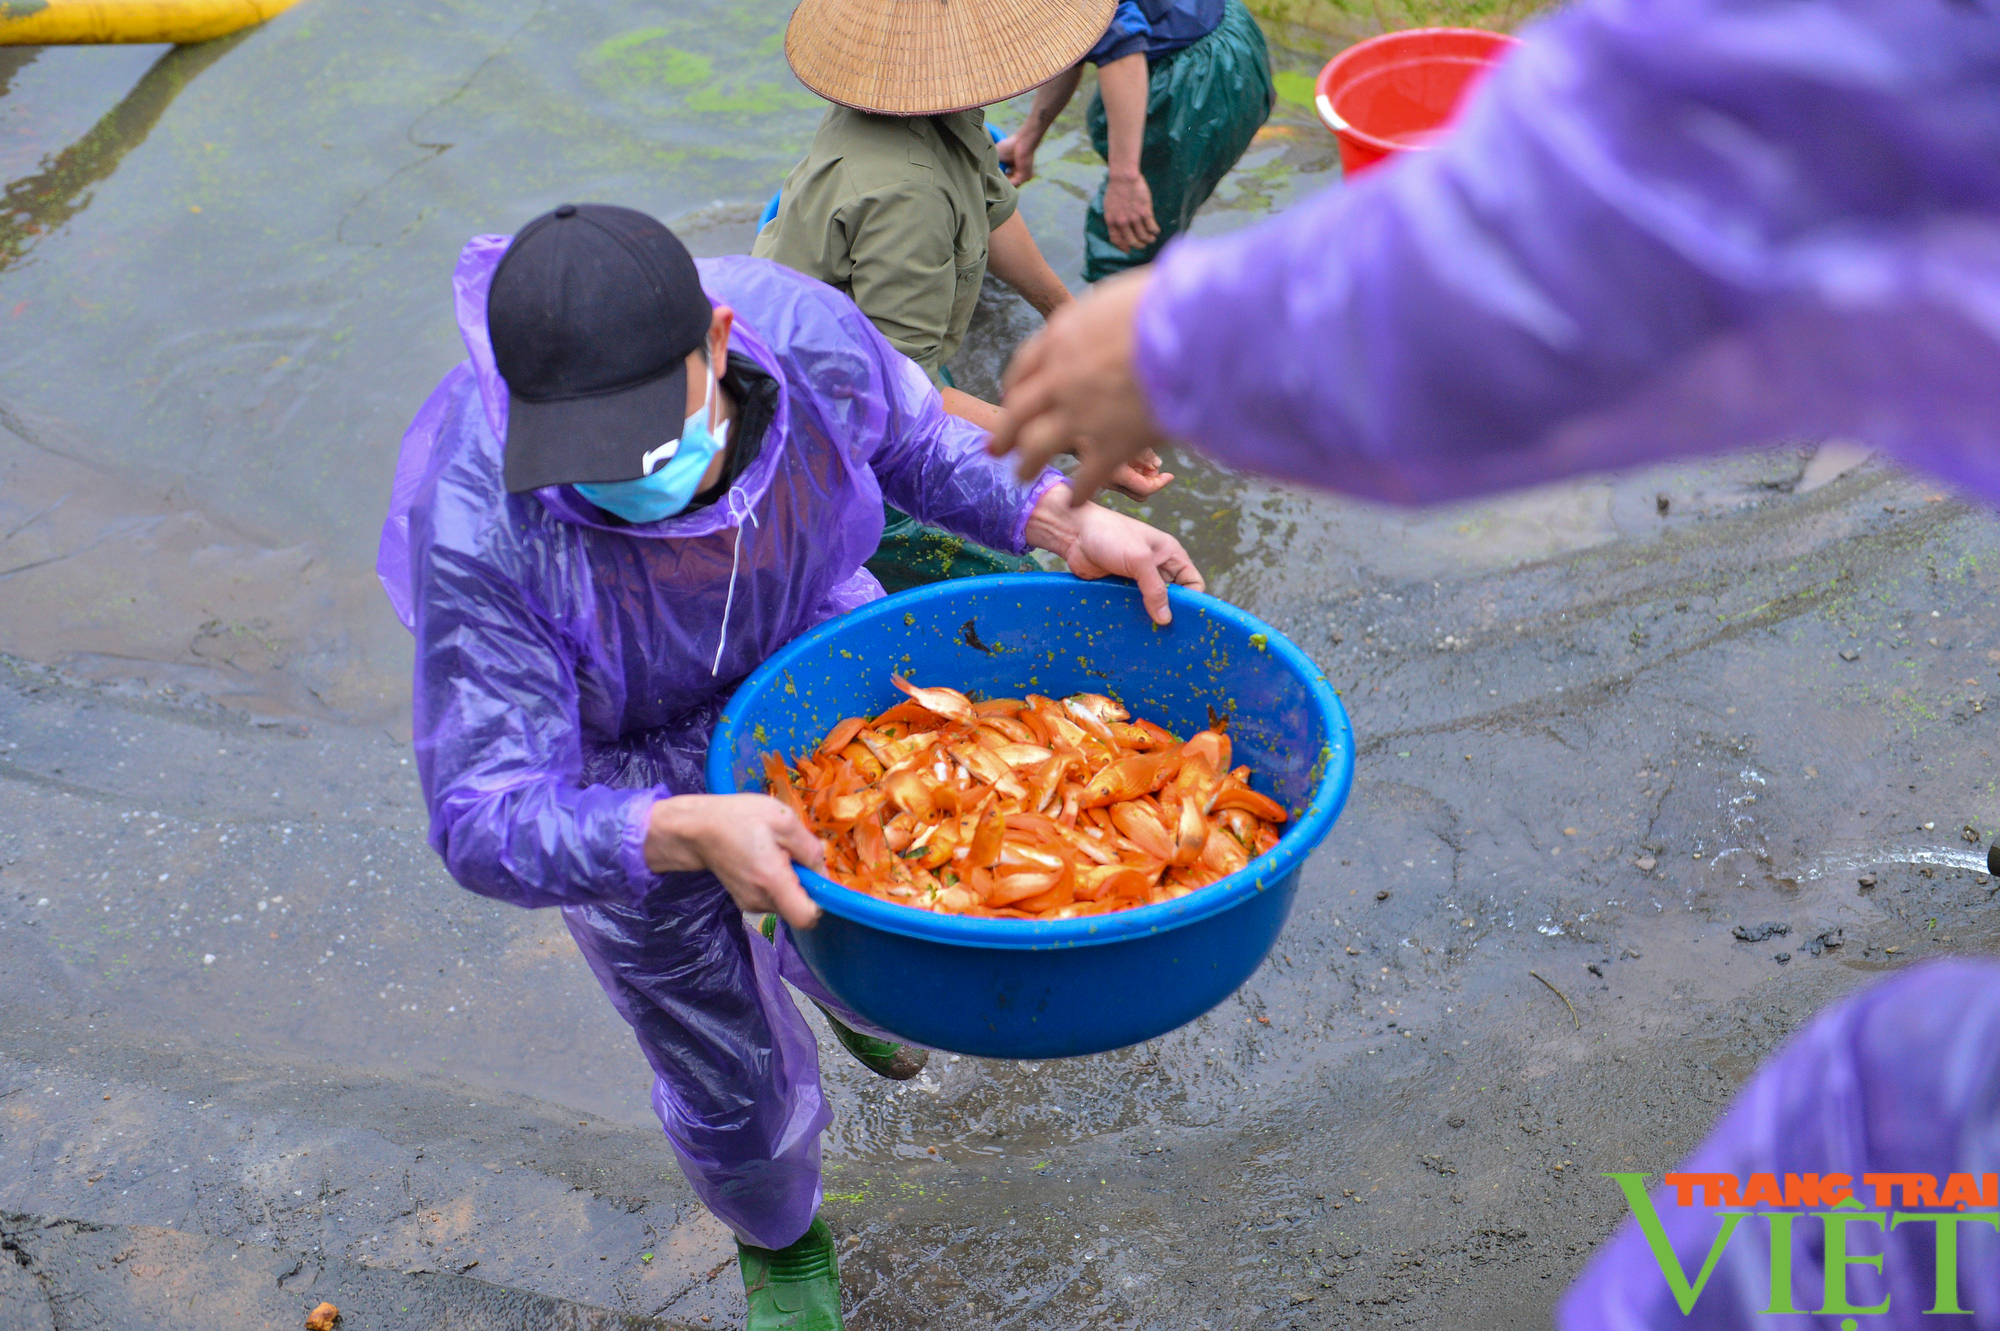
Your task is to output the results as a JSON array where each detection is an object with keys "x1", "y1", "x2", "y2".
[{"x1": 378, "y1": 204, "x2": 1201, "y2": 1330}]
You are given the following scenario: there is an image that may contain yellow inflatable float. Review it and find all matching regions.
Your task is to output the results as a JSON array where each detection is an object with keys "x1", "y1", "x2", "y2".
[{"x1": 0, "y1": 0, "x2": 304, "y2": 44}]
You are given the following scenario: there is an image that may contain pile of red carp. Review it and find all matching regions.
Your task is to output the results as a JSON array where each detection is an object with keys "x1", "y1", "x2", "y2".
[{"x1": 762, "y1": 675, "x2": 1288, "y2": 920}]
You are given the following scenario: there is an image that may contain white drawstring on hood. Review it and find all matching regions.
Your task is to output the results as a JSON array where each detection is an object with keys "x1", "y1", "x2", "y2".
[{"x1": 712, "y1": 486, "x2": 759, "y2": 676}]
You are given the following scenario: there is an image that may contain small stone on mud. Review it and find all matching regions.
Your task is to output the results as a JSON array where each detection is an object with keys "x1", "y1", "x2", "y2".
[
  {"x1": 1858, "y1": 874, "x2": 1877, "y2": 889},
  {"x1": 1624, "y1": 946, "x2": 1643, "y2": 959},
  {"x1": 1964, "y1": 826, "x2": 1981, "y2": 843},
  {"x1": 1634, "y1": 856, "x2": 1657, "y2": 872},
  {"x1": 1376, "y1": 890, "x2": 1390, "y2": 901},
  {"x1": 1774, "y1": 952, "x2": 1791, "y2": 964},
  {"x1": 1732, "y1": 921, "x2": 1791, "y2": 942},
  {"x1": 1840, "y1": 649, "x2": 1861, "y2": 662}
]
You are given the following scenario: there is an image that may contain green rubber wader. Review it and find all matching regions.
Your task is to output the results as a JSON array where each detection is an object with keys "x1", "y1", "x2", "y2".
[{"x1": 1082, "y1": 0, "x2": 1276, "y2": 283}]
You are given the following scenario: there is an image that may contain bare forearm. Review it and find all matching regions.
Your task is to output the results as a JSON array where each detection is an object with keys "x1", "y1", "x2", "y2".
[
  {"x1": 941, "y1": 386, "x2": 1002, "y2": 432},
  {"x1": 1017, "y1": 65, "x2": 1083, "y2": 150},
  {"x1": 1097, "y1": 53, "x2": 1149, "y2": 179},
  {"x1": 986, "y1": 212, "x2": 1073, "y2": 319}
]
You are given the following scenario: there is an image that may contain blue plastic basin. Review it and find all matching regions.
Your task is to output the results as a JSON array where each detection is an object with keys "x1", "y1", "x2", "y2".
[{"x1": 706, "y1": 574, "x2": 1353, "y2": 1058}]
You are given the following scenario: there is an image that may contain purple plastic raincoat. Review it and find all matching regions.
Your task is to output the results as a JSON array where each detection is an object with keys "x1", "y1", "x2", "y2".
[
  {"x1": 1133, "y1": 0, "x2": 2000, "y2": 506},
  {"x1": 376, "y1": 238, "x2": 1061, "y2": 1249},
  {"x1": 1561, "y1": 959, "x2": 2000, "y2": 1328}
]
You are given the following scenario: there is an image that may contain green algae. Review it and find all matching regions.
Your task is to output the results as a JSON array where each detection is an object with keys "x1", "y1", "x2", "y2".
[
  {"x1": 687, "y1": 77, "x2": 818, "y2": 116},
  {"x1": 1246, "y1": 0, "x2": 1543, "y2": 59},
  {"x1": 591, "y1": 29, "x2": 714, "y2": 88},
  {"x1": 1271, "y1": 68, "x2": 1316, "y2": 107}
]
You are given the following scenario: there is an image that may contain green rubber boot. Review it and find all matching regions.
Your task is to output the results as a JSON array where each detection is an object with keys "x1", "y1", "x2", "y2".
[
  {"x1": 758, "y1": 914, "x2": 929, "y2": 1081},
  {"x1": 739, "y1": 1216, "x2": 843, "y2": 1331}
]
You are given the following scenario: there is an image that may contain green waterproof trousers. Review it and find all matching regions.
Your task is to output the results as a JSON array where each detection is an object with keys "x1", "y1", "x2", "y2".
[
  {"x1": 1083, "y1": 0, "x2": 1276, "y2": 283},
  {"x1": 865, "y1": 362, "x2": 1038, "y2": 592}
]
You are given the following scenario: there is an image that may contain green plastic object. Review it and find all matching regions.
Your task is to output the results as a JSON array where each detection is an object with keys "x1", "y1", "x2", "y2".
[
  {"x1": 866, "y1": 504, "x2": 1036, "y2": 593},
  {"x1": 757, "y1": 915, "x2": 928, "y2": 1079},
  {"x1": 1083, "y1": 0, "x2": 1276, "y2": 282},
  {"x1": 739, "y1": 1217, "x2": 844, "y2": 1331},
  {"x1": 863, "y1": 362, "x2": 1035, "y2": 591}
]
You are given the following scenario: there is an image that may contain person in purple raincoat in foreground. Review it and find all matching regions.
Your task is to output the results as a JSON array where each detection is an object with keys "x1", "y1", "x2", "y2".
[
  {"x1": 988, "y1": 0, "x2": 2000, "y2": 511},
  {"x1": 375, "y1": 203, "x2": 1201, "y2": 1331},
  {"x1": 1559, "y1": 958, "x2": 2000, "y2": 1329},
  {"x1": 982, "y1": 0, "x2": 2000, "y2": 1323}
]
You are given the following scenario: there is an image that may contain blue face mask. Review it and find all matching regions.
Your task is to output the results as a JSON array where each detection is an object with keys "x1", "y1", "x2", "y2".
[{"x1": 575, "y1": 360, "x2": 730, "y2": 523}]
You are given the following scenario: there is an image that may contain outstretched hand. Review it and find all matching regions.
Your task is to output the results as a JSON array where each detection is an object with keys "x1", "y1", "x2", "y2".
[
  {"x1": 944, "y1": 384, "x2": 1173, "y2": 501},
  {"x1": 1110, "y1": 449, "x2": 1174, "y2": 501},
  {"x1": 1024, "y1": 483, "x2": 1204, "y2": 624},
  {"x1": 644, "y1": 794, "x2": 824, "y2": 929},
  {"x1": 991, "y1": 270, "x2": 1172, "y2": 508}
]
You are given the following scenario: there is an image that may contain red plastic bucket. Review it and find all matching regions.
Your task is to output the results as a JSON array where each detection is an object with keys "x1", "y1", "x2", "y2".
[{"x1": 1314, "y1": 27, "x2": 1521, "y2": 176}]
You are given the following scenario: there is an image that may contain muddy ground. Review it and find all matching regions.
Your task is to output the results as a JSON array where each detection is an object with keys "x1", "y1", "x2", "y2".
[
  {"x1": 8, "y1": 7, "x2": 2000, "y2": 1329},
  {"x1": 8, "y1": 449, "x2": 2000, "y2": 1329}
]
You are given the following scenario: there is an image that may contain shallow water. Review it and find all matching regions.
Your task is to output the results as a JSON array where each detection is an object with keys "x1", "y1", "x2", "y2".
[
  {"x1": 2, "y1": 13, "x2": 1804, "y2": 729},
  {"x1": 0, "y1": 8, "x2": 1342, "y2": 728},
  {"x1": 2, "y1": 3, "x2": 832, "y2": 721}
]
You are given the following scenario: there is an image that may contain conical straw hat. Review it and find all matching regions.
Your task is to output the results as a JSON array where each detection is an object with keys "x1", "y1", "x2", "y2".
[{"x1": 786, "y1": 0, "x2": 1115, "y2": 117}]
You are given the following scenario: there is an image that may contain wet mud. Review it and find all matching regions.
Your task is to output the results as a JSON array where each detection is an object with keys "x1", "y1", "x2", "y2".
[
  {"x1": 10, "y1": 454, "x2": 2000, "y2": 1327},
  {"x1": 8, "y1": 10, "x2": 2000, "y2": 1330}
]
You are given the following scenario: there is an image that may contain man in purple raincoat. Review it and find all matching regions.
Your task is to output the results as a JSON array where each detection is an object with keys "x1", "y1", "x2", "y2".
[
  {"x1": 988, "y1": 0, "x2": 2000, "y2": 511},
  {"x1": 376, "y1": 203, "x2": 1201, "y2": 1330},
  {"x1": 1558, "y1": 958, "x2": 2000, "y2": 1329}
]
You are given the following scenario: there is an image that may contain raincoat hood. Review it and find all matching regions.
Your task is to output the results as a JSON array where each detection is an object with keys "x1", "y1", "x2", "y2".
[{"x1": 453, "y1": 232, "x2": 795, "y2": 541}]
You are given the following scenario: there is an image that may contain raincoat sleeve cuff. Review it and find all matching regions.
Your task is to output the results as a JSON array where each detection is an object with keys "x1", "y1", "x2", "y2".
[
  {"x1": 870, "y1": 384, "x2": 1062, "y2": 554},
  {"x1": 1011, "y1": 468, "x2": 1067, "y2": 555},
  {"x1": 619, "y1": 788, "x2": 669, "y2": 898}
]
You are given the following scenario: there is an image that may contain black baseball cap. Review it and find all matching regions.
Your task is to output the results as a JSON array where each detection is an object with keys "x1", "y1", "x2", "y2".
[{"x1": 488, "y1": 203, "x2": 714, "y2": 494}]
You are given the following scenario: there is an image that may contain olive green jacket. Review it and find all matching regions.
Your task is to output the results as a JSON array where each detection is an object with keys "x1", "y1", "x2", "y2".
[{"x1": 752, "y1": 106, "x2": 1017, "y2": 381}]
